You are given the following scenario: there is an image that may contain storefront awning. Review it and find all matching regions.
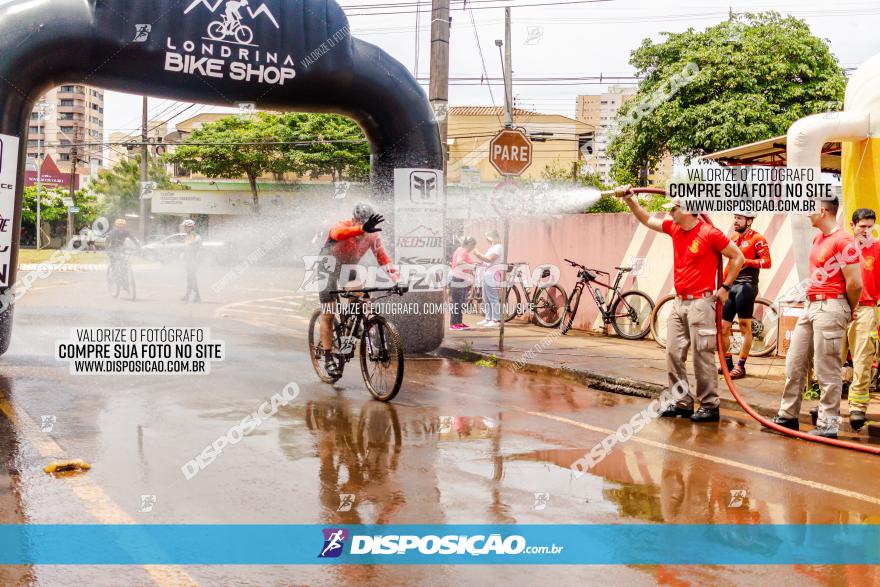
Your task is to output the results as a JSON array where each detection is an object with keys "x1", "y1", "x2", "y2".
[{"x1": 700, "y1": 135, "x2": 842, "y2": 174}]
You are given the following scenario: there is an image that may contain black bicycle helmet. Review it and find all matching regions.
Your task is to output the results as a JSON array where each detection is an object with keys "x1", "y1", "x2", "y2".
[{"x1": 353, "y1": 202, "x2": 374, "y2": 223}]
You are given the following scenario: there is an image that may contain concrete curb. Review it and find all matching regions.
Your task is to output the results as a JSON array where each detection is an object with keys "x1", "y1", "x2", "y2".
[{"x1": 435, "y1": 344, "x2": 779, "y2": 418}]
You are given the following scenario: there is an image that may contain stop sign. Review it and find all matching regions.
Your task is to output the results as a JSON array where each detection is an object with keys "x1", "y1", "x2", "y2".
[{"x1": 489, "y1": 129, "x2": 533, "y2": 176}]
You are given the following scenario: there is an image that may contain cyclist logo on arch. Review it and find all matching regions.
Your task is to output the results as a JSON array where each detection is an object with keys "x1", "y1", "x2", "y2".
[{"x1": 207, "y1": 0, "x2": 255, "y2": 45}]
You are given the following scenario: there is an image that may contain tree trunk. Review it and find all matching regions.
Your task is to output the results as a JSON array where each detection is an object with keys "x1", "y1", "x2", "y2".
[{"x1": 248, "y1": 172, "x2": 260, "y2": 215}]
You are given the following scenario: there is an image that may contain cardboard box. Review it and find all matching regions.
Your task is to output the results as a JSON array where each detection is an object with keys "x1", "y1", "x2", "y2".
[{"x1": 777, "y1": 303, "x2": 805, "y2": 357}]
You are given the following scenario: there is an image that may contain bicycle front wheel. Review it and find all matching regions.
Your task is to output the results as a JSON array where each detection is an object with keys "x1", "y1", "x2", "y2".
[
  {"x1": 502, "y1": 286, "x2": 522, "y2": 322},
  {"x1": 611, "y1": 290, "x2": 654, "y2": 339},
  {"x1": 127, "y1": 265, "x2": 137, "y2": 301},
  {"x1": 532, "y1": 285, "x2": 567, "y2": 328},
  {"x1": 559, "y1": 288, "x2": 582, "y2": 335},
  {"x1": 649, "y1": 295, "x2": 675, "y2": 348},
  {"x1": 360, "y1": 316, "x2": 404, "y2": 402},
  {"x1": 308, "y1": 309, "x2": 343, "y2": 383}
]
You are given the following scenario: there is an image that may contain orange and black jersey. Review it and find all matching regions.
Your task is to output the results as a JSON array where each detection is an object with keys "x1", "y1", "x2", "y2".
[{"x1": 724, "y1": 228, "x2": 771, "y2": 286}]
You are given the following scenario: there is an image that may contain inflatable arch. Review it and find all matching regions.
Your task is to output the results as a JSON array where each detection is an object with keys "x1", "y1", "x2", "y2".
[{"x1": 0, "y1": 0, "x2": 444, "y2": 355}]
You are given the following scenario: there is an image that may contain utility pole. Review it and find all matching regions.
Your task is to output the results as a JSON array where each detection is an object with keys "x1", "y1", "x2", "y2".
[
  {"x1": 140, "y1": 95, "x2": 149, "y2": 240},
  {"x1": 67, "y1": 127, "x2": 78, "y2": 244},
  {"x1": 428, "y1": 0, "x2": 450, "y2": 175},
  {"x1": 495, "y1": 7, "x2": 514, "y2": 351},
  {"x1": 503, "y1": 7, "x2": 513, "y2": 128}
]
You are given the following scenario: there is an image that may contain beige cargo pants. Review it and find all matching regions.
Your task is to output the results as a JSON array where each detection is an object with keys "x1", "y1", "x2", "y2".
[
  {"x1": 666, "y1": 295, "x2": 720, "y2": 410},
  {"x1": 778, "y1": 298, "x2": 851, "y2": 430},
  {"x1": 841, "y1": 304, "x2": 878, "y2": 412}
]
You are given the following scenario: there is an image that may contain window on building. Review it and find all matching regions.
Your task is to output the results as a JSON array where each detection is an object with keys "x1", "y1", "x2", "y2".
[
  {"x1": 60, "y1": 85, "x2": 76, "y2": 92},
  {"x1": 59, "y1": 153, "x2": 71, "y2": 161},
  {"x1": 60, "y1": 100, "x2": 74, "y2": 107}
]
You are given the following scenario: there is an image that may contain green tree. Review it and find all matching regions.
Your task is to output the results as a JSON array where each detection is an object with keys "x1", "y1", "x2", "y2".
[
  {"x1": 280, "y1": 113, "x2": 370, "y2": 182},
  {"x1": 166, "y1": 112, "x2": 289, "y2": 214},
  {"x1": 21, "y1": 186, "x2": 100, "y2": 246},
  {"x1": 607, "y1": 12, "x2": 847, "y2": 183},
  {"x1": 89, "y1": 157, "x2": 173, "y2": 220}
]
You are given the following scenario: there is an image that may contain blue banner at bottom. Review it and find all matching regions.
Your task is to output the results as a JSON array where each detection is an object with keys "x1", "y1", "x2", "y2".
[{"x1": 0, "y1": 524, "x2": 877, "y2": 565}]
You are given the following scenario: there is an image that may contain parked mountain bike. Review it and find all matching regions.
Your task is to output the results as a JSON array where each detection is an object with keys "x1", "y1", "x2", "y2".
[
  {"x1": 107, "y1": 250, "x2": 136, "y2": 301},
  {"x1": 501, "y1": 262, "x2": 567, "y2": 327},
  {"x1": 308, "y1": 283, "x2": 409, "y2": 402},
  {"x1": 650, "y1": 294, "x2": 778, "y2": 356},
  {"x1": 558, "y1": 259, "x2": 654, "y2": 339}
]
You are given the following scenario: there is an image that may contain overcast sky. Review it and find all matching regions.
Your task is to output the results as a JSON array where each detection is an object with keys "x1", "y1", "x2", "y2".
[{"x1": 103, "y1": 0, "x2": 880, "y2": 137}]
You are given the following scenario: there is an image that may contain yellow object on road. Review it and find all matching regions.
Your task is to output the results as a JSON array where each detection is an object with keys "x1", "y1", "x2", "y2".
[{"x1": 43, "y1": 459, "x2": 91, "y2": 474}]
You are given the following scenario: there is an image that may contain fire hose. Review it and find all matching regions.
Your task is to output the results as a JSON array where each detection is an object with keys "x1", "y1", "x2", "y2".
[{"x1": 605, "y1": 186, "x2": 880, "y2": 455}]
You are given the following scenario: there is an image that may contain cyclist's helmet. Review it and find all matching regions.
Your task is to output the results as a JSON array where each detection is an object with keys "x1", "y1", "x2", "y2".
[
  {"x1": 353, "y1": 202, "x2": 374, "y2": 224},
  {"x1": 739, "y1": 211, "x2": 757, "y2": 219},
  {"x1": 182, "y1": 219, "x2": 196, "y2": 228},
  {"x1": 114, "y1": 218, "x2": 127, "y2": 228}
]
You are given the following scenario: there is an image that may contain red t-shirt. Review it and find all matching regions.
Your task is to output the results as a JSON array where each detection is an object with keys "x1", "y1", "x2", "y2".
[
  {"x1": 662, "y1": 219, "x2": 730, "y2": 296},
  {"x1": 858, "y1": 239, "x2": 880, "y2": 305},
  {"x1": 807, "y1": 228, "x2": 858, "y2": 297}
]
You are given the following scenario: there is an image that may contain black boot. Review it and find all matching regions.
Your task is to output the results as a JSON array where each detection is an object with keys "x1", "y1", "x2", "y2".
[
  {"x1": 850, "y1": 410, "x2": 867, "y2": 431},
  {"x1": 659, "y1": 406, "x2": 694, "y2": 418},
  {"x1": 690, "y1": 407, "x2": 720, "y2": 423},
  {"x1": 762, "y1": 415, "x2": 799, "y2": 434}
]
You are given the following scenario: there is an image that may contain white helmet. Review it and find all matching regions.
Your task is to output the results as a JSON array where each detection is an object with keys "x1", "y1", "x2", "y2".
[{"x1": 182, "y1": 219, "x2": 196, "y2": 228}]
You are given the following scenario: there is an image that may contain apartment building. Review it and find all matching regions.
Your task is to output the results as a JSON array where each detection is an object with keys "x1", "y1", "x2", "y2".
[
  {"x1": 576, "y1": 86, "x2": 673, "y2": 186},
  {"x1": 26, "y1": 85, "x2": 105, "y2": 176}
]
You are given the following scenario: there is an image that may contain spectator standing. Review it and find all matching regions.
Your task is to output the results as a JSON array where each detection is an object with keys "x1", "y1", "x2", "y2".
[
  {"x1": 473, "y1": 229, "x2": 504, "y2": 328},
  {"x1": 449, "y1": 237, "x2": 477, "y2": 331}
]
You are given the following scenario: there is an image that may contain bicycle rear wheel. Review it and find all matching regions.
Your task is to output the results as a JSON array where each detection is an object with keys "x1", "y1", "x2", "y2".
[
  {"x1": 502, "y1": 286, "x2": 522, "y2": 322},
  {"x1": 745, "y1": 297, "x2": 778, "y2": 357},
  {"x1": 532, "y1": 285, "x2": 567, "y2": 328},
  {"x1": 360, "y1": 316, "x2": 404, "y2": 402},
  {"x1": 611, "y1": 290, "x2": 654, "y2": 339},
  {"x1": 308, "y1": 309, "x2": 343, "y2": 383},
  {"x1": 649, "y1": 295, "x2": 675, "y2": 348}
]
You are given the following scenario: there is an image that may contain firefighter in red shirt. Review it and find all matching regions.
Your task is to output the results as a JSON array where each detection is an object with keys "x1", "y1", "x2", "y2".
[
  {"x1": 842, "y1": 208, "x2": 880, "y2": 430},
  {"x1": 316, "y1": 203, "x2": 395, "y2": 373},
  {"x1": 615, "y1": 186, "x2": 745, "y2": 423},
  {"x1": 769, "y1": 198, "x2": 862, "y2": 438},
  {"x1": 720, "y1": 213, "x2": 772, "y2": 379}
]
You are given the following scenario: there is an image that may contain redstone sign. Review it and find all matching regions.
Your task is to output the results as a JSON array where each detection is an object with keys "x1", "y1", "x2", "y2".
[{"x1": 489, "y1": 129, "x2": 533, "y2": 176}]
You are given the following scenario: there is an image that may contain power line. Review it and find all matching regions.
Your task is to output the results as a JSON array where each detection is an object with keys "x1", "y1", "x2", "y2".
[{"x1": 345, "y1": 0, "x2": 612, "y2": 16}]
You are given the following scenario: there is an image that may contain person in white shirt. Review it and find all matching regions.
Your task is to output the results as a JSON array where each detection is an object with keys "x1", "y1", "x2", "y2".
[{"x1": 473, "y1": 229, "x2": 505, "y2": 327}]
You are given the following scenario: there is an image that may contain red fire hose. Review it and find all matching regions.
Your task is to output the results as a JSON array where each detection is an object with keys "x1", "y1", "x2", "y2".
[{"x1": 609, "y1": 186, "x2": 880, "y2": 454}]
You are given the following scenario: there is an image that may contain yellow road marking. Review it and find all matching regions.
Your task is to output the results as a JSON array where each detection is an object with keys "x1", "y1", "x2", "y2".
[
  {"x1": 0, "y1": 395, "x2": 197, "y2": 586},
  {"x1": 523, "y1": 408, "x2": 880, "y2": 507}
]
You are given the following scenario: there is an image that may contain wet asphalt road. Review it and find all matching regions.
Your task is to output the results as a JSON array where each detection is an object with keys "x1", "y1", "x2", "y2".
[{"x1": 1, "y1": 261, "x2": 879, "y2": 585}]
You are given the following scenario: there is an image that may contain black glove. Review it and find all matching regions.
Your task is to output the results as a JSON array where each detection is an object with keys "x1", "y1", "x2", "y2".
[{"x1": 362, "y1": 214, "x2": 384, "y2": 233}]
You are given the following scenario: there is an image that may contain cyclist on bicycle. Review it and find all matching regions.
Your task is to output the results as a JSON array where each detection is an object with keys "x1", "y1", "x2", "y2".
[
  {"x1": 106, "y1": 218, "x2": 140, "y2": 292},
  {"x1": 316, "y1": 203, "x2": 396, "y2": 374},
  {"x1": 720, "y1": 212, "x2": 772, "y2": 379},
  {"x1": 106, "y1": 218, "x2": 140, "y2": 259},
  {"x1": 223, "y1": 0, "x2": 248, "y2": 26}
]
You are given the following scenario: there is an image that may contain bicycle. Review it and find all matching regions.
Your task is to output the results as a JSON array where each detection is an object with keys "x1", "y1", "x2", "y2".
[
  {"x1": 308, "y1": 283, "x2": 409, "y2": 402},
  {"x1": 501, "y1": 262, "x2": 568, "y2": 327},
  {"x1": 207, "y1": 14, "x2": 254, "y2": 45},
  {"x1": 107, "y1": 249, "x2": 137, "y2": 301},
  {"x1": 558, "y1": 259, "x2": 654, "y2": 339},
  {"x1": 649, "y1": 293, "x2": 778, "y2": 356}
]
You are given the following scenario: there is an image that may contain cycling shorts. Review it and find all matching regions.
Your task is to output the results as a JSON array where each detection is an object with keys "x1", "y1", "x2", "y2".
[{"x1": 722, "y1": 282, "x2": 757, "y2": 322}]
